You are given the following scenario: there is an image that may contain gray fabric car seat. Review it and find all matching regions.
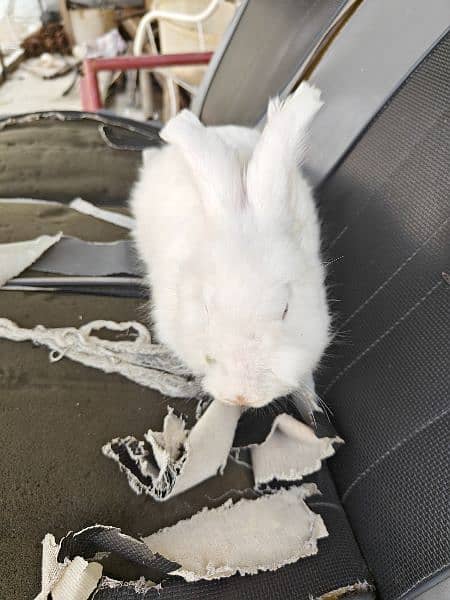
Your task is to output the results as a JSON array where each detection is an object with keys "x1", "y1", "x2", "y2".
[
  {"x1": 315, "y1": 33, "x2": 450, "y2": 600},
  {"x1": 0, "y1": 1, "x2": 448, "y2": 598},
  {"x1": 199, "y1": 4, "x2": 450, "y2": 595}
]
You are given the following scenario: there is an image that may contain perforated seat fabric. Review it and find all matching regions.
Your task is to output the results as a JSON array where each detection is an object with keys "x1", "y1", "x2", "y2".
[{"x1": 316, "y1": 33, "x2": 450, "y2": 599}]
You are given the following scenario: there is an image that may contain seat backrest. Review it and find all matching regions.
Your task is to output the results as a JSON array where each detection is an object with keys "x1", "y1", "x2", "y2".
[
  {"x1": 193, "y1": 0, "x2": 352, "y2": 126},
  {"x1": 302, "y1": 2, "x2": 449, "y2": 597},
  {"x1": 196, "y1": 1, "x2": 450, "y2": 598},
  {"x1": 316, "y1": 32, "x2": 449, "y2": 598}
]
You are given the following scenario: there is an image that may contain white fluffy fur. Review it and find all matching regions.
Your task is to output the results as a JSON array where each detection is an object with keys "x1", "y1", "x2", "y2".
[{"x1": 130, "y1": 82, "x2": 330, "y2": 408}]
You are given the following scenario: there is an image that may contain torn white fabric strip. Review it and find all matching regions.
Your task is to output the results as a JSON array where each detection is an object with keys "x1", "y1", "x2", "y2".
[
  {"x1": 35, "y1": 534, "x2": 102, "y2": 600},
  {"x1": 70, "y1": 197, "x2": 135, "y2": 230},
  {"x1": 0, "y1": 232, "x2": 62, "y2": 286},
  {"x1": 35, "y1": 534, "x2": 65, "y2": 600},
  {"x1": 144, "y1": 485, "x2": 327, "y2": 581},
  {"x1": 51, "y1": 558, "x2": 103, "y2": 600},
  {"x1": 171, "y1": 401, "x2": 241, "y2": 497},
  {"x1": 250, "y1": 413, "x2": 343, "y2": 487},
  {"x1": 0, "y1": 318, "x2": 201, "y2": 399}
]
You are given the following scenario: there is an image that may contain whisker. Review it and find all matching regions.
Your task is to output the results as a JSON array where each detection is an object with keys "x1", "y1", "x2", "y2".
[{"x1": 296, "y1": 381, "x2": 333, "y2": 421}]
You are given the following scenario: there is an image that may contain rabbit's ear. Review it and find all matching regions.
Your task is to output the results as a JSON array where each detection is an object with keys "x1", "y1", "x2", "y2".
[
  {"x1": 246, "y1": 82, "x2": 323, "y2": 225},
  {"x1": 161, "y1": 110, "x2": 245, "y2": 220}
]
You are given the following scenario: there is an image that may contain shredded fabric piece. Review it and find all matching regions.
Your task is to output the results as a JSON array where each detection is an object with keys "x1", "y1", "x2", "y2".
[
  {"x1": 35, "y1": 534, "x2": 102, "y2": 600},
  {"x1": 103, "y1": 402, "x2": 242, "y2": 500},
  {"x1": 250, "y1": 413, "x2": 343, "y2": 488},
  {"x1": 69, "y1": 198, "x2": 135, "y2": 230},
  {"x1": 144, "y1": 485, "x2": 327, "y2": 581},
  {"x1": 0, "y1": 232, "x2": 62, "y2": 286},
  {"x1": 0, "y1": 318, "x2": 202, "y2": 399}
]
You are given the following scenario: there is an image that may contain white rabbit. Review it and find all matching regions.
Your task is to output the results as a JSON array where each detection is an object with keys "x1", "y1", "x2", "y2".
[{"x1": 130, "y1": 82, "x2": 330, "y2": 408}]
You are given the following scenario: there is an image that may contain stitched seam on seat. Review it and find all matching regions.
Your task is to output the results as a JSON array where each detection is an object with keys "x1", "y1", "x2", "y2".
[
  {"x1": 341, "y1": 407, "x2": 449, "y2": 503},
  {"x1": 336, "y1": 217, "x2": 449, "y2": 334},
  {"x1": 395, "y1": 562, "x2": 450, "y2": 600},
  {"x1": 324, "y1": 279, "x2": 443, "y2": 397}
]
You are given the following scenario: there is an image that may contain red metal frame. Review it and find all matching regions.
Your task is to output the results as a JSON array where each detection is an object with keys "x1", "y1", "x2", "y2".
[{"x1": 80, "y1": 52, "x2": 213, "y2": 112}]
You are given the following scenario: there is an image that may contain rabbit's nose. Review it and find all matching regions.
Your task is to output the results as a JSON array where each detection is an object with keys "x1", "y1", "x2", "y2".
[{"x1": 235, "y1": 395, "x2": 249, "y2": 406}]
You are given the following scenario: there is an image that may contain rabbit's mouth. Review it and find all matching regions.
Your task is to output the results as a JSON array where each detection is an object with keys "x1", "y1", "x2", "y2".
[
  {"x1": 234, "y1": 395, "x2": 250, "y2": 407},
  {"x1": 220, "y1": 395, "x2": 252, "y2": 407},
  {"x1": 220, "y1": 395, "x2": 283, "y2": 409},
  {"x1": 201, "y1": 366, "x2": 297, "y2": 409}
]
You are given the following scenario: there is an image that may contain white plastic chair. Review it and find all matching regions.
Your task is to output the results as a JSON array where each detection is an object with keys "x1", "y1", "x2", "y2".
[{"x1": 133, "y1": 0, "x2": 236, "y2": 120}]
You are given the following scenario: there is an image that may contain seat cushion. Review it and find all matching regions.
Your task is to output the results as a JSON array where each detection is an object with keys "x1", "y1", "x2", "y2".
[{"x1": 0, "y1": 114, "x2": 372, "y2": 599}]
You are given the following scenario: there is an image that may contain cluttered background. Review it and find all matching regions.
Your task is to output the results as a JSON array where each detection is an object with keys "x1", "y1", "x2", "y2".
[{"x1": 0, "y1": 1, "x2": 237, "y2": 121}]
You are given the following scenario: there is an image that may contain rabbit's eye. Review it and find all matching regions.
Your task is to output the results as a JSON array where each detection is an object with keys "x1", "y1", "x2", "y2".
[
  {"x1": 282, "y1": 303, "x2": 289, "y2": 320},
  {"x1": 205, "y1": 354, "x2": 216, "y2": 365}
]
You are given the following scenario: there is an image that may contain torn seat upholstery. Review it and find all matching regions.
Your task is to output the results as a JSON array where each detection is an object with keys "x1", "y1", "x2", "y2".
[{"x1": 0, "y1": 113, "x2": 372, "y2": 599}]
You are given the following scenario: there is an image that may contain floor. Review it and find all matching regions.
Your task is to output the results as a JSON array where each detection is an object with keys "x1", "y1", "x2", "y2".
[
  {"x1": 0, "y1": 60, "x2": 82, "y2": 115},
  {"x1": 0, "y1": 56, "x2": 161, "y2": 122}
]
